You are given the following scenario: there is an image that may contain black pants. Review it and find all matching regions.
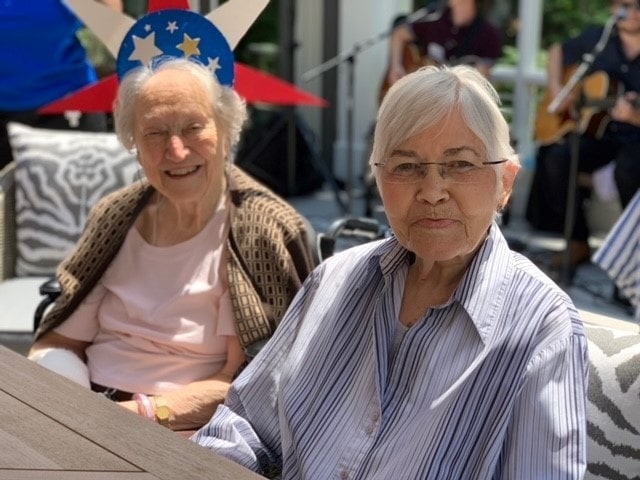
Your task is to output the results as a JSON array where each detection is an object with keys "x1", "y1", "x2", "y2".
[
  {"x1": 0, "y1": 110, "x2": 109, "y2": 170},
  {"x1": 527, "y1": 133, "x2": 640, "y2": 241}
]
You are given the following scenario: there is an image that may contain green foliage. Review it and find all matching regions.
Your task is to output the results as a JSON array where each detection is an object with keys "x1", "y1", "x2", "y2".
[
  {"x1": 123, "y1": 0, "x2": 147, "y2": 18},
  {"x1": 541, "y1": 0, "x2": 610, "y2": 47},
  {"x1": 77, "y1": 0, "x2": 148, "y2": 78},
  {"x1": 219, "y1": 0, "x2": 280, "y2": 73},
  {"x1": 77, "y1": 28, "x2": 115, "y2": 78},
  {"x1": 233, "y1": 0, "x2": 279, "y2": 73}
]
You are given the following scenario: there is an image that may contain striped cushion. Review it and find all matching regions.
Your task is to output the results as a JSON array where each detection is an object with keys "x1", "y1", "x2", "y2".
[
  {"x1": 583, "y1": 313, "x2": 640, "y2": 479},
  {"x1": 7, "y1": 122, "x2": 140, "y2": 276}
]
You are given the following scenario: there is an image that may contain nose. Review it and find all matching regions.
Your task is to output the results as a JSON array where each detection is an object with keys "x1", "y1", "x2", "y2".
[
  {"x1": 166, "y1": 134, "x2": 189, "y2": 161},
  {"x1": 415, "y1": 165, "x2": 449, "y2": 204}
]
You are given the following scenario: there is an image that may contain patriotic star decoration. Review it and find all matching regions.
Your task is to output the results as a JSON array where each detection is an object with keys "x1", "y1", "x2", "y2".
[
  {"x1": 117, "y1": 9, "x2": 235, "y2": 86},
  {"x1": 39, "y1": 0, "x2": 327, "y2": 112}
]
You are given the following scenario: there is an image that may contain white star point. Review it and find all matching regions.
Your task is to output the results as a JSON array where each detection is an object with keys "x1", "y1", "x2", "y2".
[
  {"x1": 166, "y1": 21, "x2": 178, "y2": 34},
  {"x1": 206, "y1": 57, "x2": 222, "y2": 73},
  {"x1": 128, "y1": 31, "x2": 163, "y2": 66}
]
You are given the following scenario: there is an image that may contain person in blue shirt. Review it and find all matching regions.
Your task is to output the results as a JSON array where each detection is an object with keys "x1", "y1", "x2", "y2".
[{"x1": 0, "y1": 0, "x2": 122, "y2": 169}]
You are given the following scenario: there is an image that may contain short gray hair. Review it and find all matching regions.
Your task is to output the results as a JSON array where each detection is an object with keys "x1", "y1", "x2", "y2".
[
  {"x1": 370, "y1": 65, "x2": 518, "y2": 168},
  {"x1": 114, "y1": 57, "x2": 247, "y2": 153}
]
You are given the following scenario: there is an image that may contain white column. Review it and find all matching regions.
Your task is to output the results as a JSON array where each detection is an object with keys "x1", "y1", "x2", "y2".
[{"x1": 509, "y1": 0, "x2": 545, "y2": 217}]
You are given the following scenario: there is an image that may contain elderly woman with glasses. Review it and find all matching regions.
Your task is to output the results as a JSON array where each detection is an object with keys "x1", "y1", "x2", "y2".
[{"x1": 193, "y1": 65, "x2": 589, "y2": 479}]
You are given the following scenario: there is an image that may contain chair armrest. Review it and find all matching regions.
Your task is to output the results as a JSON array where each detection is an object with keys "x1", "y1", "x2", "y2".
[
  {"x1": 0, "y1": 163, "x2": 16, "y2": 281},
  {"x1": 33, "y1": 277, "x2": 61, "y2": 332},
  {"x1": 317, "y1": 216, "x2": 388, "y2": 261}
]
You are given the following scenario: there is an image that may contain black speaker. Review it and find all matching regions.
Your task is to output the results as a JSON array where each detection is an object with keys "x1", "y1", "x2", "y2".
[{"x1": 235, "y1": 108, "x2": 325, "y2": 197}]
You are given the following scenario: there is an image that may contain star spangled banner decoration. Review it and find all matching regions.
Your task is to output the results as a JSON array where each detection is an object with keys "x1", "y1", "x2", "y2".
[{"x1": 39, "y1": 0, "x2": 327, "y2": 113}]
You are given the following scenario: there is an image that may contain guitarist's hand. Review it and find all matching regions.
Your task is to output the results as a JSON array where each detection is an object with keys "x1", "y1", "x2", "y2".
[{"x1": 611, "y1": 92, "x2": 640, "y2": 127}]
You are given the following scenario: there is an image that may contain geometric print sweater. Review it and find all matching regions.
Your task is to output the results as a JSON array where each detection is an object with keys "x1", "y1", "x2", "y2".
[{"x1": 35, "y1": 165, "x2": 318, "y2": 354}]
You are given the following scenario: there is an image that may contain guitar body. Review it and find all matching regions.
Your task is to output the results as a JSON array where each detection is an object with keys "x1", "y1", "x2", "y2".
[{"x1": 535, "y1": 68, "x2": 615, "y2": 145}]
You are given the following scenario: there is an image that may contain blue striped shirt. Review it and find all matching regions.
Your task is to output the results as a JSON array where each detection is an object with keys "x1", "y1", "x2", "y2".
[
  {"x1": 193, "y1": 224, "x2": 589, "y2": 479},
  {"x1": 593, "y1": 190, "x2": 640, "y2": 320}
]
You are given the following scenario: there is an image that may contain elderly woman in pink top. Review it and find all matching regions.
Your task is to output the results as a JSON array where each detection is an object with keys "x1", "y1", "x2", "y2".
[{"x1": 27, "y1": 56, "x2": 316, "y2": 431}]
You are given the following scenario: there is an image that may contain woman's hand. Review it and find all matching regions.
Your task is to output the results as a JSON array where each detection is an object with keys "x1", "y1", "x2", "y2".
[{"x1": 120, "y1": 335, "x2": 247, "y2": 431}]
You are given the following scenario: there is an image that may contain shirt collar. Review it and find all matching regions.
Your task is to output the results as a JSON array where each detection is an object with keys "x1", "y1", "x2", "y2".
[
  {"x1": 453, "y1": 223, "x2": 512, "y2": 344},
  {"x1": 377, "y1": 223, "x2": 512, "y2": 344}
]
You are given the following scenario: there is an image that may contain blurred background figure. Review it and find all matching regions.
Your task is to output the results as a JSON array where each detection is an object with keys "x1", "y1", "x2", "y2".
[
  {"x1": 383, "y1": 0, "x2": 503, "y2": 98},
  {"x1": 527, "y1": 0, "x2": 640, "y2": 282},
  {"x1": 0, "y1": 0, "x2": 123, "y2": 170}
]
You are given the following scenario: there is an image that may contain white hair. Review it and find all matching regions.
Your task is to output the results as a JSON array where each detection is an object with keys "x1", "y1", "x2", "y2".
[
  {"x1": 114, "y1": 57, "x2": 247, "y2": 154},
  {"x1": 370, "y1": 65, "x2": 518, "y2": 168}
]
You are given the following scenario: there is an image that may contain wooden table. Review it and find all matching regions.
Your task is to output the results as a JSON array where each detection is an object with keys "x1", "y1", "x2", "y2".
[{"x1": 0, "y1": 345, "x2": 264, "y2": 480}]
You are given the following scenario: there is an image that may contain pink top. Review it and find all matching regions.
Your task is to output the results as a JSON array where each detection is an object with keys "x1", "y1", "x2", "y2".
[{"x1": 56, "y1": 195, "x2": 235, "y2": 394}]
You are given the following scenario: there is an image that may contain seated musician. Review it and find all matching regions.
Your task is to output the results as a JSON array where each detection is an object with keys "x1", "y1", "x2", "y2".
[
  {"x1": 385, "y1": 0, "x2": 503, "y2": 91},
  {"x1": 528, "y1": 0, "x2": 640, "y2": 275}
]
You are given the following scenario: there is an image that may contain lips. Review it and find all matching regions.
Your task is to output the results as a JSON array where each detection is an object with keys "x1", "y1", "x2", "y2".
[
  {"x1": 417, "y1": 217, "x2": 456, "y2": 228},
  {"x1": 165, "y1": 165, "x2": 200, "y2": 177}
]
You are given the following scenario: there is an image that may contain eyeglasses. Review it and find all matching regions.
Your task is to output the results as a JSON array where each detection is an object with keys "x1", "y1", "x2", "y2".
[{"x1": 374, "y1": 158, "x2": 507, "y2": 184}]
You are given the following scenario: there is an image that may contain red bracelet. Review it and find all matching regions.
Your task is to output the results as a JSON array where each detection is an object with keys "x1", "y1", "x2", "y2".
[{"x1": 133, "y1": 393, "x2": 155, "y2": 421}]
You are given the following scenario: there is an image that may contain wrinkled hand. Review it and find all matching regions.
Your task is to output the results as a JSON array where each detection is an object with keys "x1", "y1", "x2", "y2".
[{"x1": 611, "y1": 92, "x2": 640, "y2": 126}]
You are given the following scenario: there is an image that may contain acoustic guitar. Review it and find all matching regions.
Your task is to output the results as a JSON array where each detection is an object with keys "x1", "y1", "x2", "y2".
[{"x1": 535, "y1": 68, "x2": 626, "y2": 145}]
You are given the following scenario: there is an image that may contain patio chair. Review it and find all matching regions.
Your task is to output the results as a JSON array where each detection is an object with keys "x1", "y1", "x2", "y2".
[{"x1": 0, "y1": 122, "x2": 139, "y2": 354}]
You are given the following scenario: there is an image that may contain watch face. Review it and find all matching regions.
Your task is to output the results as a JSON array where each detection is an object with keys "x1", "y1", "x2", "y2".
[{"x1": 155, "y1": 405, "x2": 172, "y2": 427}]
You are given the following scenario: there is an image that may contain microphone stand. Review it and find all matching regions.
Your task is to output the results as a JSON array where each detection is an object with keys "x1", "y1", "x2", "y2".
[
  {"x1": 547, "y1": 13, "x2": 619, "y2": 287},
  {"x1": 301, "y1": 7, "x2": 443, "y2": 214}
]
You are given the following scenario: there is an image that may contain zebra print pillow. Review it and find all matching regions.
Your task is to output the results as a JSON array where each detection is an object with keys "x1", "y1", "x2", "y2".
[
  {"x1": 585, "y1": 322, "x2": 640, "y2": 480},
  {"x1": 8, "y1": 122, "x2": 140, "y2": 277}
]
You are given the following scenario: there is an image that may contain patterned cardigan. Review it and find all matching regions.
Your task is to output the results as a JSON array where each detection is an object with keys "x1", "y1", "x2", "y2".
[{"x1": 35, "y1": 166, "x2": 318, "y2": 352}]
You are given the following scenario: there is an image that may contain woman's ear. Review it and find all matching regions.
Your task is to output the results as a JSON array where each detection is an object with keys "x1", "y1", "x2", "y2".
[{"x1": 499, "y1": 161, "x2": 521, "y2": 210}]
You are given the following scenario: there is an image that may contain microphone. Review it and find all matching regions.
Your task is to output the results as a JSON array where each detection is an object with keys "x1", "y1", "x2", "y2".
[{"x1": 547, "y1": 9, "x2": 622, "y2": 115}]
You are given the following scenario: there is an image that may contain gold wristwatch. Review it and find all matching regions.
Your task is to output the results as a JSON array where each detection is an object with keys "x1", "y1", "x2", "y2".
[{"x1": 153, "y1": 396, "x2": 173, "y2": 428}]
